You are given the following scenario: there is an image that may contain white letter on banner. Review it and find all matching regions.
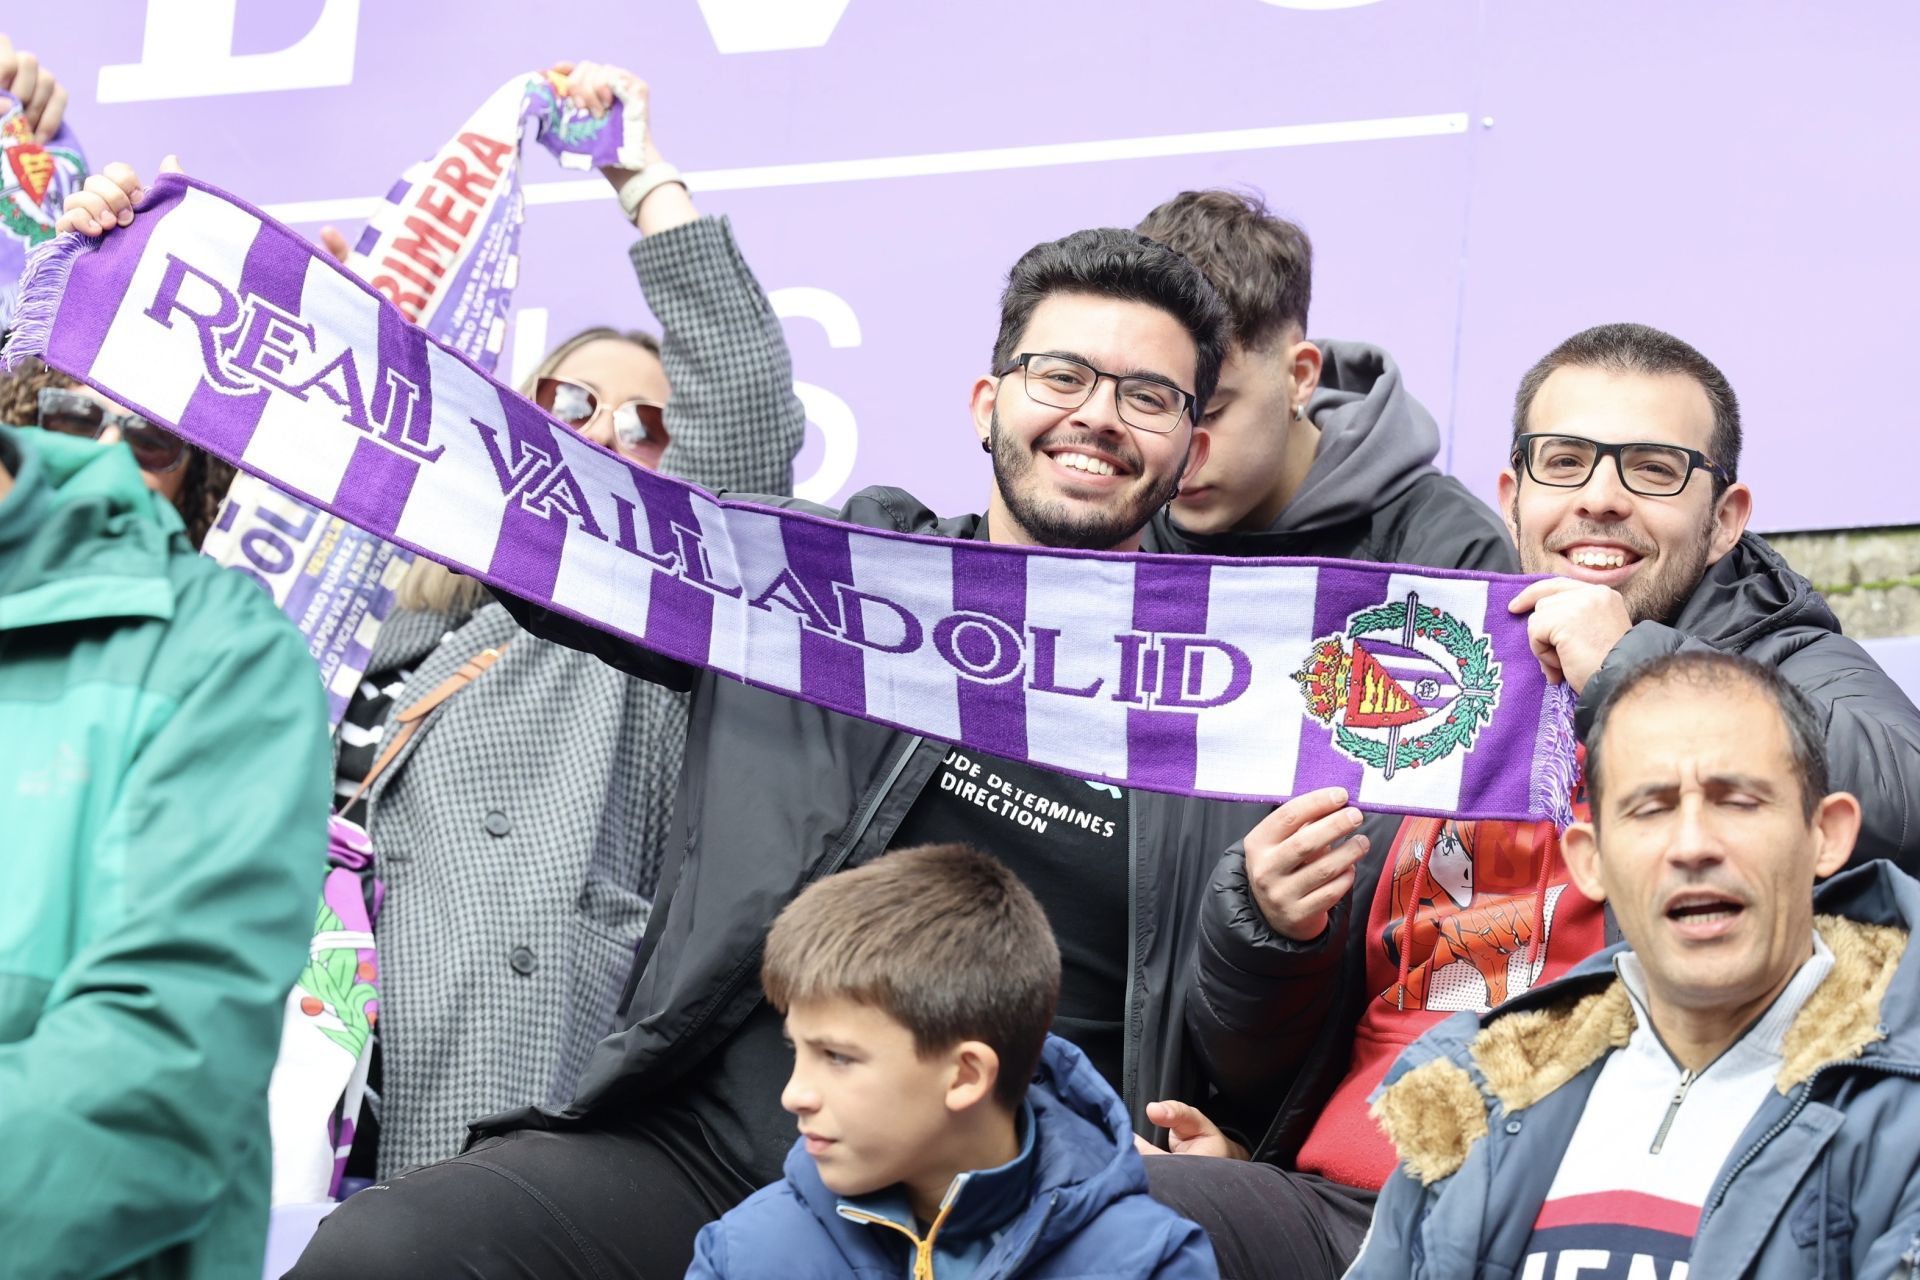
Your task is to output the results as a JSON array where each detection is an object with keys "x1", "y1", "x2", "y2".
[
  {"x1": 508, "y1": 308, "x2": 551, "y2": 391},
  {"x1": 771, "y1": 287, "x2": 861, "y2": 504},
  {"x1": 695, "y1": 0, "x2": 852, "y2": 52},
  {"x1": 97, "y1": 0, "x2": 360, "y2": 103}
]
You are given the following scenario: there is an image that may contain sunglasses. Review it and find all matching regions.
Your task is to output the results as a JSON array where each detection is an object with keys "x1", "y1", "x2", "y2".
[
  {"x1": 37, "y1": 387, "x2": 187, "y2": 474},
  {"x1": 535, "y1": 376, "x2": 666, "y2": 451}
]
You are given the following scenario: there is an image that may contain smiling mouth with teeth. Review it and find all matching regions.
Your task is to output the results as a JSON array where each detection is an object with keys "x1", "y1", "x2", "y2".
[
  {"x1": 1053, "y1": 451, "x2": 1119, "y2": 478},
  {"x1": 1567, "y1": 547, "x2": 1635, "y2": 570}
]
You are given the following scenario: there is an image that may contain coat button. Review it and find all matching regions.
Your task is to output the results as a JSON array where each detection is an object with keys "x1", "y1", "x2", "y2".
[
  {"x1": 510, "y1": 946, "x2": 537, "y2": 976},
  {"x1": 1505, "y1": 1119, "x2": 1523, "y2": 1135},
  {"x1": 484, "y1": 810, "x2": 511, "y2": 837}
]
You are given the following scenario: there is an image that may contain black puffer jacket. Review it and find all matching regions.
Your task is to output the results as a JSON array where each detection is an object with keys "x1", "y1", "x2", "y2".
[
  {"x1": 1189, "y1": 530, "x2": 1920, "y2": 1166},
  {"x1": 484, "y1": 487, "x2": 1270, "y2": 1176},
  {"x1": 1579, "y1": 532, "x2": 1920, "y2": 861}
]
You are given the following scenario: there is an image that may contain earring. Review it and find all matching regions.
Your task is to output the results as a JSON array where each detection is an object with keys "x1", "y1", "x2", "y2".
[
  {"x1": 1292, "y1": 403, "x2": 1307, "y2": 422},
  {"x1": 980, "y1": 438, "x2": 991, "y2": 453}
]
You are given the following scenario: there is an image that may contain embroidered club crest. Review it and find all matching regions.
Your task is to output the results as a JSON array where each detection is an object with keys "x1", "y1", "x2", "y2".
[
  {"x1": 0, "y1": 90, "x2": 84, "y2": 247},
  {"x1": 1294, "y1": 591, "x2": 1502, "y2": 777}
]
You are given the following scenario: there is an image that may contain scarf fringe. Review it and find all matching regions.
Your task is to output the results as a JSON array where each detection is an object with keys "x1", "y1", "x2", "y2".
[
  {"x1": 1, "y1": 230, "x2": 90, "y2": 371},
  {"x1": 1532, "y1": 681, "x2": 1580, "y2": 829}
]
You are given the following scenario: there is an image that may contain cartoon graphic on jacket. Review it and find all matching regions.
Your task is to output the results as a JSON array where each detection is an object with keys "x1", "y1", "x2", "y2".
[
  {"x1": 1381, "y1": 820, "x2": 1577, "y2": 1013},
  {"x1": 1288, "y1": 809, "x2": 1607, "y2": 1190},
  {"x1": 687, "y1": 1037, "x2": 1216, "y2": 1279}
]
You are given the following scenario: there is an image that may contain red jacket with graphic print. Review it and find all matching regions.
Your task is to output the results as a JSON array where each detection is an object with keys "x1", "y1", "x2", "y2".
[{"x1": 1185, "y1": 779, "x2": 1605, "y2": 1191}]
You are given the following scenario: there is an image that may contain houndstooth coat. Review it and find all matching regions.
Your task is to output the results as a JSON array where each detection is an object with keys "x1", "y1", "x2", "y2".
[{"x1": 358, "y1": 216, "x2": 805, "y2": 1177}]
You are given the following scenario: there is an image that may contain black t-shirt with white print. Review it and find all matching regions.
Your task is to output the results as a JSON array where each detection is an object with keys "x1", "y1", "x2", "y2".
[
  {"x1": 665, "y1": 745, "x2": 1131, "y2": 1189},
  {"x1": 888, "y1": 745, "x2": 1132, "y2": 1093}
]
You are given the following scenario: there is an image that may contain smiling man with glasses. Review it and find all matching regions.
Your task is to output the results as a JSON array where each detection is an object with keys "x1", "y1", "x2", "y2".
[
  {"x1": 292, "y1": 227, "x2": 1266, "y2": 1280},
  {"x1": 1494, "y1": 326, "x2": 1920, "y2": 860},
  {"x1": 1143, "y1": 321, "x2": 1920, "y2": 1280},
  {"x1": 974, "y1": 244, "x2": 1211, "y2": 553}
]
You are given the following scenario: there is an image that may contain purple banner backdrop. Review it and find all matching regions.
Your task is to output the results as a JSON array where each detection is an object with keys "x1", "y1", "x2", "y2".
[{"x1": 9, "y1": 1, "x2": 1917, "y2": 530}]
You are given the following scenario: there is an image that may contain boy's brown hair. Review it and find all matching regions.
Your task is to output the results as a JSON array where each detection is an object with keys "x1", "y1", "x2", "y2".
[
  {"x1": 1137, "y1": 188, "x2": 1314, "y2": 353},
  {"x1": 762, "y1": 844, "x2": 1061, "y2": 1109}
]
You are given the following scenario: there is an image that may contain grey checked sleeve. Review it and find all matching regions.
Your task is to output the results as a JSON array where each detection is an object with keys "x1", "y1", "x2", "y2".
[{"x1": 631, "y1": 215, "x2": 807, "y2": 497}]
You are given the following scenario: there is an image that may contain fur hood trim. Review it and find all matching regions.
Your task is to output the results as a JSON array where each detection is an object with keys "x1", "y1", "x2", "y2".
[
  {"x1": 1369, "y1": 1057, "x2": 1489, "y2": 1187},
  {"x1": 1371, "y1": 915, "x2": 1905, "y2": 1186}
]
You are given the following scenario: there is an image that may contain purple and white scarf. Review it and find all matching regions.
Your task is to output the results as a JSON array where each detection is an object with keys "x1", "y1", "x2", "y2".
[
  {"x1": 5, "y1": 172, "x2": 1576, "y2": 825},
  {"x1": 198, "y1": 69, "x2": 642, "y2": 722}
]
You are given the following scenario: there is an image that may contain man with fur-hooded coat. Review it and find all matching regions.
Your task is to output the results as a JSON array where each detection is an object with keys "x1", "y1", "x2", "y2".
[{"x1": 1346, "y1": 650, "x2": 1920, "y2": 1280}]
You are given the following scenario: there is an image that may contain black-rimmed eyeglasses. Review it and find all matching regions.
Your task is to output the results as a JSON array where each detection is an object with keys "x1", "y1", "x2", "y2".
[
  {"x1": 37, "y1": 387, "x2": 187, "y2": 474},
  {"x1": 994, "y1": 353, "x2": 1195, "y2": 434},
  {"x1": 1512, "y1": 433, "x2": 1728, "y2": 498}
]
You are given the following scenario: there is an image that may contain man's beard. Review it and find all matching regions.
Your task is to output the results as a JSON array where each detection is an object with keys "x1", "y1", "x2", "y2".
[
  {"x1": 1516, "y1": 502, "x2": 1716, "y2": 626},
  {"x1": 989, "y1": 408, "x2": 1183, "y2": 550}
]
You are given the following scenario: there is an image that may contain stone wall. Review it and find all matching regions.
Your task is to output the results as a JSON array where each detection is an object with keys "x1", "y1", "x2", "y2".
[{"x1": 1766, "y1": 526, "x2": 1920, "y2": 639}]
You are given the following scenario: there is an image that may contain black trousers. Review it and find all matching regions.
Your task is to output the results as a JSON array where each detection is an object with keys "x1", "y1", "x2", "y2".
[
  {"x1": 288, "y1": 1107, "x2": 753, "y2": 1280},
  {"x1": 291, "y1": 1112, "x2": 1375, "y2": 1280},
  {"x1": 1146, "y1": 1155, "x2": 1377, "y2": 1280}
]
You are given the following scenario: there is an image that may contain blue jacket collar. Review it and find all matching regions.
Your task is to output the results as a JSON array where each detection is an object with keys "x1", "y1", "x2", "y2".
[
  {"x1": 833, "y1": 1099, "x2": 1038, "y2": 1242},
  {"x1": 784, "y1": 1036, "x2": 1151, "y2": 1272}
]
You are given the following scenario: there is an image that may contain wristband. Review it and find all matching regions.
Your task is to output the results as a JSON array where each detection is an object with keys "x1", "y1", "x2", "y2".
[{"x1": 618, "y1": 162, "x2": 685, "y2": 222}]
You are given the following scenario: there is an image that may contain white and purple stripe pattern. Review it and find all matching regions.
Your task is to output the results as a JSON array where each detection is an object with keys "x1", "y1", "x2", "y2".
[
  {"x1": 12, "y1": 175, "x2": 1575, "y2": 822},
  {"x1": 182, "y1": 72, "x2": 635, "y2": 725}
]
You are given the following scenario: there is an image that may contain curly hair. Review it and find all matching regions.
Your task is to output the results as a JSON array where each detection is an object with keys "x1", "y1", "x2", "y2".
[
  {"x1": 173, "y1": 448, "x2": 239, "y2": 549},
  {"x1": 0, "y1": 355, "x2": 74, "y2": 427},
  {"x1": 0, "y1": 355, "x2": 236, "y2": 548}
]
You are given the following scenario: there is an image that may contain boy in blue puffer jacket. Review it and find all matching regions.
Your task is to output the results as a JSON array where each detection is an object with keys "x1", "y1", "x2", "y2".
[{"x1": 687, "y1": 843, "x2": 1217, "y2": 1279}]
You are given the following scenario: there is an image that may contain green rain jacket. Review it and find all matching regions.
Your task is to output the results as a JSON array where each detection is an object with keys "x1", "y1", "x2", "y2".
[{"x1": 0, "y1": 426, "x2": 330, "y2": 1279}]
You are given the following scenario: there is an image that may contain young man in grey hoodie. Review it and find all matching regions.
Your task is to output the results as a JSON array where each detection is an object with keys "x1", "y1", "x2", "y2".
[{"x1": 1137, "y1": 189, "x2": 1513, "y2": 573}]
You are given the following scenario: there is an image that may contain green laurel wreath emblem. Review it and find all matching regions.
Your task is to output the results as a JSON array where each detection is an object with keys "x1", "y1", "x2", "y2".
[
  {"x1": 1332, "y1": 601, "x2": 1502, "y2": 772},
  {"x1": 0, "y1": 196, "x2": 49, "y2": 245},
  {"x1": 1, "y1": 145, "x2": 85, "y2": 245}
]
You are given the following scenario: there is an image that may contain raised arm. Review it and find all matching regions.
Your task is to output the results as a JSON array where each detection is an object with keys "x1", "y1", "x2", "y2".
[{"x1": 564, "y1": 61, "x2": 807, "y2": 497}]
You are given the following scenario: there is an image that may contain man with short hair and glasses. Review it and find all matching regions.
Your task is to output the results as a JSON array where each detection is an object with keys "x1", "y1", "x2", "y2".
[
  {"x1": 295, "y1": 227, "x2": 1272, "y2": 1279},
  {"x1": 1147, "y1": 321, "x2": 1920, "y2": 1279}
]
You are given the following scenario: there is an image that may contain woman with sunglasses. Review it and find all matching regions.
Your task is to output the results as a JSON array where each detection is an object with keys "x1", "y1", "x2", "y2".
[
  {"x1": 0, "y1": 360, "x2": 239, "y2": 549},
  {"x1": 325, "y1": 61, "x2": 807, "y2": 1183}
]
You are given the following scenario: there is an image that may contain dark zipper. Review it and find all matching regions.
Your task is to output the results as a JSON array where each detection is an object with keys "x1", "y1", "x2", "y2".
[
  {"x1": 1121, "y1": 789, "x2": 1141, "y2": 1115},
  {"x1": 814, "y1": 734, "x2": 926, "y2": 882},
  {"x1": 1699, "y1": 1058, "x2": 1920, "y2": 1227}
]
